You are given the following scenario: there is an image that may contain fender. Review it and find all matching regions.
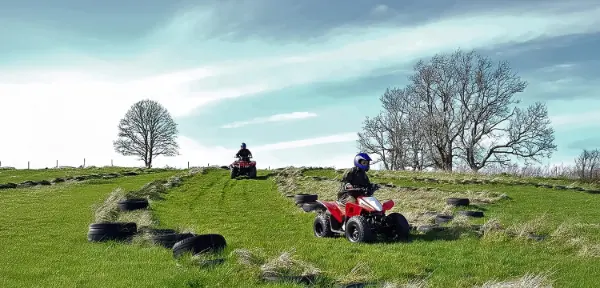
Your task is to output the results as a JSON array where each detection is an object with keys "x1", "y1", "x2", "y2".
[
  {"x1": 345, "y1": 202, "x2": 364, "y2": 217},
  {"x1": 382, "y1": 199, "x2": 394, "y2": 211},
  {"x1": 317, "y1": 201, "x2": 344, "y2": 223}
]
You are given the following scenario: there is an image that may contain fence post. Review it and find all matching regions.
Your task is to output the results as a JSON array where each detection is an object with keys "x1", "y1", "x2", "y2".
[
  {"x1": 111, "y1": 159, "x2": 113, "y2": 166},
  {"x1": 187, "y1": 161, "x2": 189, "y2": 169},
  {"x1": 83, "y1": 158, "x2": 86, "y2": 168},
  {"x1": 56, "y1": 160, "x2": 58, "y2": 168},
  {"x1": 208, "y1": 163, "x2": 210, "y2": 167},
  {"x1": 28, "y1": 161, "x2": 30, "y2": 169}
]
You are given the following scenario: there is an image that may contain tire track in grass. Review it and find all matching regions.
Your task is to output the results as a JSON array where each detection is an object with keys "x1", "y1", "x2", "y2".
[{"x1": 152, "y1": 169, "x2": 600, "y2": 287}]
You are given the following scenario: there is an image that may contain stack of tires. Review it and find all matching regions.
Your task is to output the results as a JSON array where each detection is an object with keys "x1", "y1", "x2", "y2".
[{"x1": 87, "y1": 198, "x2": 226, "y2": 258}]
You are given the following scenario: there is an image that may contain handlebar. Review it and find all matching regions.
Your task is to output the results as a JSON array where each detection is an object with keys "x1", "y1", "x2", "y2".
[{"x1": 345, "y1": 184, "x2": 380, "y2": 192}]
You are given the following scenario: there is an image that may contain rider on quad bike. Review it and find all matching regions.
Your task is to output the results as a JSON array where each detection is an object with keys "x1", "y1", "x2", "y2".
[
  {"x1": 306, "y1": 152, "x2": 410, "y2": 243},
  {"x1": 230, "y1": 143, "x2": 257, "y2": 179},
  {"x1": 235, "y1": 143, "x2": 252, "y2": 161},
  {"x1": 338, "y1": 152, "x2": 379, "y2": 205}
]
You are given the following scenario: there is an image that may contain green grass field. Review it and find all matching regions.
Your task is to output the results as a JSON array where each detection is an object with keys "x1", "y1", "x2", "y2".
[
  {"x1": 1, "y1": 167, "x2": 599, "y2": 287},
  {"x1": 0, "y1": 166, "x2": 157, "y2": 183}
]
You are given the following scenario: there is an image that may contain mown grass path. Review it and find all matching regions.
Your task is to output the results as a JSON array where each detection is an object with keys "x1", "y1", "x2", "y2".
[{"x1": 153, "y1": 170, "x2": 600, "y2": 287}]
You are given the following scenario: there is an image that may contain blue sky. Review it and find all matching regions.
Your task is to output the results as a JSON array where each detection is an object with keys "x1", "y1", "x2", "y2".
[{"x1": 1, "y1": 0, "x2": 600, "y2": 169}]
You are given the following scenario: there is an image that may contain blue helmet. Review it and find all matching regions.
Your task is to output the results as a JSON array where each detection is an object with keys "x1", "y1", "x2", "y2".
[
  {"x1": 354, "y1": 152, "x2": 372, "y2": 171},
  {"x1": 241, "y1": 143, "x2": 246, "y2": 148}
]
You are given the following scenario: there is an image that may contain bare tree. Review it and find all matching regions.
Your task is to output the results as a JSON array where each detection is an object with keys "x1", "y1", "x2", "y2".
[
  {"x1": 406, "y1": 54, "x2": 467, "y2": 171},
  {"x1": 357, "y1": 115, "x2": 392, "y2": 169},
  {"x1": 452, "y1": 50, "x2": 556, "y2": 171},
  {"x1": 575, "y1": 149, "x2": 600, "y2": 180},
  {"x1": 357, "y1": 88, "x2": 432, "y2": 170},
  {"x1": 358, "y1": 49, "x2": 556, "y2": 172},
  {"x1": 113, "y1": 99, "x2": 179, "y2": 168}
]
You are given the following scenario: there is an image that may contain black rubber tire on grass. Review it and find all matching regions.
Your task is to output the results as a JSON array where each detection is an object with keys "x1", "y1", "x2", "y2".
[
  {"x1": 383, "y1": 212, "x2": 410, "y2": 240},
  {"x1": 172, "y1": 234, "x2": 226, "y2": 258},
  {"x1": 19, "y1": 181, "x2": 38, "y2": 187},
  {"x1": 345, "y1": 216, "x2": 374, "y2": 243},
  {"x1": 230, "y1": 168, "x2": 238, "y2": 179},
  {"x1": 446, "y1": 197, "x2": 470, "y2": 206},
  {"x1": 435, "y1": 215, "x2": 453, "y2": 224},
  {"x1": 294, "y1": 194, "x2": 318, "y2": 205},
  {"x1": 302, "y1": 202, "x2": 325, "y2": 212},
  {"x1": 149, "y1": 230, "x2": 195, "y2": 248},
  {"x1": 0, "y1": 183, "x2": 17, "y2": 189},
  {"x1": 313, "y1": 213, "x2": 334, "y2": 238},
  {"x1": 457, "y1": 210, "x2": 484, "y2": 218},
  {"x1": 87, "y1": 222, "x2": 137, "y2": 242},
  {"x1": 38, "y1": 180, "x2": 51, "y2": 185},
  {"x1": 117, "y1": 198, "x2": 149, "y2": 211}
]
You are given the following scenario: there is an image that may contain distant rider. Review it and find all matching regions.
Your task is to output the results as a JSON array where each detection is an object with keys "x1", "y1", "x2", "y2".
[
  {"x1": 337, "y1": 152, "x2": 379, "y2": 205},
  {"x1": 235, "y1": 143, "x2": 253, "y2": 161}
]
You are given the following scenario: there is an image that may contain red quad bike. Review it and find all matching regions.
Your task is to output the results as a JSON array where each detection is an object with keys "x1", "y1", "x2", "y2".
[
  {"x1": 310, "y1": 185, "x2": 410, "y2": 243},
  {"x1": 229, "y1": 156, "x2": 257, "y2": 179}
]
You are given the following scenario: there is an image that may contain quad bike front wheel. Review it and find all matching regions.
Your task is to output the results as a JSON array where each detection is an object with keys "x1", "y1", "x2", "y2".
[
  {"x1": 248, "y1": 166, "x2": 257, "y2": 178},
  {"x1": 313, "y1": 213, "x2": 334, "y2": 238},
  {"x1": 230, "y1": 168, "x2": 238, "y2": 179},
  {"x1": 345, "y1": 216, "x2": 374, "y2": 243},
  {"x1": 383, "y1": 213, "x2": 410, "y2": 240}
]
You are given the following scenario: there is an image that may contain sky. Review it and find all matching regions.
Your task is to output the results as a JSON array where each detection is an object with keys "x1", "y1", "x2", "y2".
[{"x1": 1, "y1": 0, "x2": 600, "y2": 169}]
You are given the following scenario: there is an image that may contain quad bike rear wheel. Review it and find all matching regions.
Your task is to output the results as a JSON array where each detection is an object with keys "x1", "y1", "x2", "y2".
[
  {"x1": 313, "y1": 213, "x2": 334, "y2": 238},
  {"x1": 383, "y1": 213, "x2": 410, "y2": 240},
  {"x1": 345, "y1": 216, "x2": 374, "y2": 243}
]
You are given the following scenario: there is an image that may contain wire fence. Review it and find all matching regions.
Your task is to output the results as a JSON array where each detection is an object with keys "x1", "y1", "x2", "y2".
[{"x1": 0, "y1": 159, "x2": 277, "y2": 170}]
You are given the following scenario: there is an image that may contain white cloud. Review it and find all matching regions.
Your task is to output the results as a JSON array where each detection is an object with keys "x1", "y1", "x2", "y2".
[
  {"x1": 221, "y1": 112, "x2": 317, "y2": 128},
  {"x1": 370, "y1": 4, "x2": 390, "y2": 15},
  {"x1": 253, "y1": 132, "x2": 357, "y2": 152},
  {"x1": 2, "y1": 3, "x2": 600, "y2": 168},
  {"x1": 550, "y1": 110, "x2": 600, "y2": 127}
]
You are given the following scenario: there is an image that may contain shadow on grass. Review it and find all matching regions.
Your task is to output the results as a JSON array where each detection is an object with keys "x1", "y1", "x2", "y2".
[
  {"x1": 233, "y1": 175, "x2": 273, "y2": 180},
  {"x1": 409, "y1": 226, "x2": 482, "y2": 242}
]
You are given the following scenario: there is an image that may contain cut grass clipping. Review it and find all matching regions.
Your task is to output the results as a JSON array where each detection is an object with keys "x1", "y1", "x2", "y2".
[
  {"x1": 92, "y1": 168, "x2": 205, "y2": 246},
  {"x1": 233, "y1": 248, "x2": 320, "y2": 280},
  {"x1": 273, "y1": 167, "x2": 508, "y2": 226}
]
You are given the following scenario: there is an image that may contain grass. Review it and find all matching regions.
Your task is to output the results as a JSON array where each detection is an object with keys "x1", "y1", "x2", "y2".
[
  {"x1": 1, "y1": 167, "x2": 600, "y2": 287},
  {"x1": 0, "y1": 170, "x2": 182, "y2": 288},
  {"x1": 0, "y1": 166, "x2": 170, "y2": 183}
]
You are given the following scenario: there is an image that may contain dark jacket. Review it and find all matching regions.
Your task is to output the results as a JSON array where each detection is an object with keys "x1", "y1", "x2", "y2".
[
  {"x1": 338, "y1": 167, "x2": 371, "y2": 199},
  {"x1": 236, "y1": 148, "x2": 252, "y2": 158}
]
